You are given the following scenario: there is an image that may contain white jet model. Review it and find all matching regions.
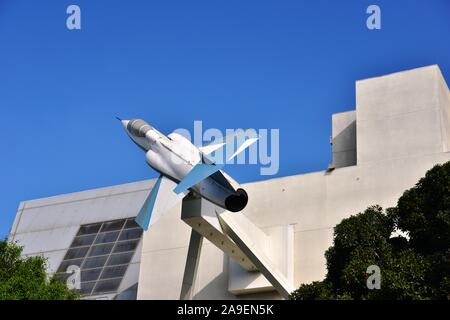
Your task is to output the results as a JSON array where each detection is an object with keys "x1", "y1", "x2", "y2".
[{"x1": 119, "y1": 118, "x2": 259, "y2": 231}]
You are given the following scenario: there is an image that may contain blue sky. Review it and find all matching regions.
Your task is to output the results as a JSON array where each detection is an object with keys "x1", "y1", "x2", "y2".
[{"x1": 0, "y1": 0, "x2": 449, "y2": 237}]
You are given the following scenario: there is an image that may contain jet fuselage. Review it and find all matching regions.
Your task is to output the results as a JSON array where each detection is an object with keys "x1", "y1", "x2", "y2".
[{"x1": 121, "y1": 118, "x2": 248, "y2": 212}]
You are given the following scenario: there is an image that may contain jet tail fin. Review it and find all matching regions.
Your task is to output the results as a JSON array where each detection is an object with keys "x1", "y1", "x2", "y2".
[{"x1": 199, "y1": 129, "x2": 259, "y2": 162}]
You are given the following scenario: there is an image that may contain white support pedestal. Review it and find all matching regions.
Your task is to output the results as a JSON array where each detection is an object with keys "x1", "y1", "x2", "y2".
[{"x1": 180, "y1": 195, "x2": 294, "y2": 299}]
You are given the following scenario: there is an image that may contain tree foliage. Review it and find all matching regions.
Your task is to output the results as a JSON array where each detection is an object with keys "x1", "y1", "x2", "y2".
[
  {"x1": 0, "y1": 240, "x2": 79, "y2": 300},
  {"x1": 291, "y1": 161, "x2": 450, "y2": 300}
]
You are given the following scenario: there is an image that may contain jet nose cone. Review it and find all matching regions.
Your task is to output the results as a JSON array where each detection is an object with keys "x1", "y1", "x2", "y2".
[
  {"x1": 116, "y1": 116, "x2": 130, "y2": 130},
  {"x1": 120, "y1": 119, "x2": 130, "y2": 131}
]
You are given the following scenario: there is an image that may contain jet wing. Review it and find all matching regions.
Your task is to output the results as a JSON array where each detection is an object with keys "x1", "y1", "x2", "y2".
[
  {"x1": 173, "y1": 162, "x2": 224, "y2": 194},
  {"x1": 136, "y1": 175, "x2": 188, "y2": 231},
  {"x1": 173, "y1": 130, "x2": 259, "y2": 194}
]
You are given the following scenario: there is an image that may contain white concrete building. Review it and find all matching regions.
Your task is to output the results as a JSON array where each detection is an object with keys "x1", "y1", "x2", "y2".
[{"x1": 9, "y1": 65, "x2": 450, "y2": 299}]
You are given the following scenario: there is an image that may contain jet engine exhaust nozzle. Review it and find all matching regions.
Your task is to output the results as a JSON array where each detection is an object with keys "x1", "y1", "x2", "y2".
[{"x1": 225, "y1": 188, "x2": 248, "y2": 212}]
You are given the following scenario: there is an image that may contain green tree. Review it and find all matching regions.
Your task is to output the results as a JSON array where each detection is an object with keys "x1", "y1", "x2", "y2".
[
  {"x1": 291, "y1": 161, "x2": 450, "y2": 300},
  {"x1": 0, "y1": 239, "x2": 79, "y2": 300},
  {"x1": 395, "y1": 161, "x2": 450, "y2": 299}
]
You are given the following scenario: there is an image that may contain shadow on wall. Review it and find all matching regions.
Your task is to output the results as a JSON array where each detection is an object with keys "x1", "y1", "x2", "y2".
[
  {"x1": 193, "y1": 253, "x2": 236, "y2": 300},
  {"x1": 331, "y1": 119, "x2": 357, "y2": 170},
  {"x1": 192, "y1": 253, "x2": 281, "y2": 300}
]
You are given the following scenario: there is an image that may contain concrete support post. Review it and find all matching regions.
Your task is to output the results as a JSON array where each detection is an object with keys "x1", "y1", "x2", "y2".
[{"x1": 179, "y1": 229, "x2": 203, "y2": 300}]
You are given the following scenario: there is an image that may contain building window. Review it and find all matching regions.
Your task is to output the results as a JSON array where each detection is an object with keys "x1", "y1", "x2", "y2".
[{"x1": 56, "y1": 218, "x2": 143, "y2": 297}]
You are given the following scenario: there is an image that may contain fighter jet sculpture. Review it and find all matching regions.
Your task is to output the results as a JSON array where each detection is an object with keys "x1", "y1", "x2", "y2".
[{"x1": 119, "y1": 118, "x2": 259, "y2": 231}]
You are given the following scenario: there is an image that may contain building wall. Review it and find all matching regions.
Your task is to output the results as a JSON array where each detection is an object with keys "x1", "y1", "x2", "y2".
[
  {"x1": 356, "y1": 65, "x2": 450, "y2": 164},
  {"x1": 9, "y1": 65, "x2": 450, "y2": 300}
]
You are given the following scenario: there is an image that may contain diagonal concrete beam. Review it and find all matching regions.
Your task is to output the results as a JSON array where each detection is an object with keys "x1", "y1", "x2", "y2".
[{"x1": 217, "y1": 211, "x2": 295, "y2": 299}]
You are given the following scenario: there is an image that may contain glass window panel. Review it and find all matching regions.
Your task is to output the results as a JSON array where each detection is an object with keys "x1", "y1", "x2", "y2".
[
  {"x1": 100, "y1": 265, "x2": 127, "y2": 279},
  {"x1": 107, "y1": 252, "x2": 133, "y2": 266},
  {"x1": 89, "y1": 243, "x2": 113, "y2": 257},
  {"x1": 59, "y1": 217, "x2": 143, "y2": 297},
  {"x1": 82, "y1": 256, "x2": 107, "y2": 269},
  {"x1": 81, "y1": 268, "x2": 102, "y2": 282},
  {"x1": 57, "y1": 259, "x2": 83, "y2": 272},
  {"x1": 118, "y1": 228, "x2": 142, "y2": 241},
  {"x1": 64, "y1": 247, "x2": 89, "y2": 260},
  {"x1": 80, "y1": 281, "x2": 96, "y2": 296},
  {"x1": 94, "y1": 231, "x2": 120, "y2": 244},
  {"x1": 77, "y1": 223, "x2": 101, "y2": 236},
  {"x1": 100, "y1": 220, "x2": 125, "y2": 232},
  {"x1": 113, "y1": 240, "x2": 139, "y2": 253},
  {"x1": 93, "y1": 278, "x2": 121, "y2": 294},
  {"x1": 124, "y1": 219, "x2": 139, "y2": 229},
  {"x1": 71, "y1": 234, "x2": 96, "y2": 247}
]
